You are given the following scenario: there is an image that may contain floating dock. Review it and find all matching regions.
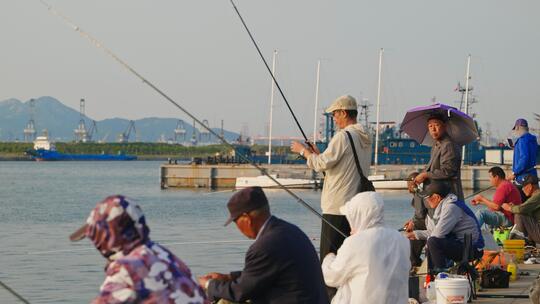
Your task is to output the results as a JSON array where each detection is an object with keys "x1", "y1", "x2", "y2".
[{"x1": 160, "y1": 163, "x2": 540, "y2": 189}]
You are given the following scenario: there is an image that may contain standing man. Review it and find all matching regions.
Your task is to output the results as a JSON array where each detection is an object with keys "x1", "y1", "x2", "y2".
[
  {"x1": 291, "y1": 95, "x2": 371, "y2": 298},
  {"x1": 290, "y1": 95, "x2": 372, "y2": 260},
  {"x1": 508, "y1": 119, "x2": 538, "y2": 195},
  {"x1": 471, "y1": 166, "x2": 522, "y2": 228},
  {"x1": 198, "y1": 187, "x2": 328, "y2": 304},
  {"x1": 414, "y1": 113, "x2": 464, "y2": 200}
]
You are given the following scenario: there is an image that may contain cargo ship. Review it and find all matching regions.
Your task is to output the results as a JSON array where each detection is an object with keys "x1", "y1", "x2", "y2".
[{"x1": 26, "y1": 133, "x2": 136, "y2": 161}]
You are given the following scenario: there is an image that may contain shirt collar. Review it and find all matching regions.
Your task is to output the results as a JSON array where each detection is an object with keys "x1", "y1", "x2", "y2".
[{"x1": 255, "y1": 216, "x2": 273, "y2": 241}]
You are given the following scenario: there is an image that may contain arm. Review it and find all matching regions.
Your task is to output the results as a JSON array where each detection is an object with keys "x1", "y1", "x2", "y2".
[
  {"x1": 510, "y1": 195, "x2": 540, "y2": 215},
  {"x1": 207, "y1": 246, "x2": 278, "y2": 302},
  {"x1": 472, "y1": 194, "x2": 502, "y2": 211},
  {"x1": 512, "y1": 139, "x2": 529, "y2": 175},
  {"x1": 92, "y1": 263, "x2": 136, "y2": 304},
  {"x1": 321, "y1": 240, "x2": 355, "y2": 287},
  {"x1": 427, "y1": 142, "x2": 460, "y2": 180},
  {"x1": 306, "y1": 132, "x2": 347, "y2": 172},
  {"x1": 430, "y1": 204, "x2": 461, "y2": 239}
]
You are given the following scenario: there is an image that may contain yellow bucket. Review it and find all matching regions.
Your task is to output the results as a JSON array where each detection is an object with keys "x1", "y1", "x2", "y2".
[{"x1": 503, "y1": 240, "x2": 525, "y2": 262}]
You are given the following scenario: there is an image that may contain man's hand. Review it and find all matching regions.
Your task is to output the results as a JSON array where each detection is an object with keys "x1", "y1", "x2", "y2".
[
  {"x1": 204, "y1": 272, "x2": 232, "y2": 281},
  {"x1": 406, "y1": 231, "x2": 417, "y2": 240},
  {"x1": 471, "y1": 194, "x2": 485, "y2": 206},
  {"x1": 290, "y1": 141, "x2": 306, "y2": 154},
  {"x1": 414, "y1": 172, "x2": 428, "y2": 185},
  {"x1": 404, "y1": 220, "x2": 414, "y2": 232},
  {"x1": 501, "y1": 203, "x2": 513, "y2": 212},
  {"x1": 198, "y1": 276, "x2": 210, "y2": 289},
  {"x1": 507, "y1": 173, "x2": 516, "y2": 181}
]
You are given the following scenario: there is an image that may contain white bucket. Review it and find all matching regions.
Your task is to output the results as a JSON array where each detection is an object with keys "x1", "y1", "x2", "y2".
[{"x1": 435, "y1": 278, "x2": 470, "y2": 304}]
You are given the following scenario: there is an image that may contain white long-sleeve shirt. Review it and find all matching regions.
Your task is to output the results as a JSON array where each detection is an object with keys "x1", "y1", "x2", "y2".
[{"x1": 306, "y1": 123, "x2": 372, "y2": 215}]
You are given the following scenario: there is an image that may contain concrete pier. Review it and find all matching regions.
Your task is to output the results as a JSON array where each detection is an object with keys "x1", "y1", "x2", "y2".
[{"x1": 160, "y1": 163, "x2": 539, "y2": 189}]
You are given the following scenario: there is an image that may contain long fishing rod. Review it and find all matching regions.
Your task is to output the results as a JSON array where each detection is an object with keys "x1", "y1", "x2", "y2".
[
  {"x1": 0, "y1": 280, "x2": 31, "y2": 304},
  {"x1": 229, "y1": 0, "x2": 313, "y2": 149},
  {"x1": 38, "y1": 0, "x2": 346, "y2": 238}
]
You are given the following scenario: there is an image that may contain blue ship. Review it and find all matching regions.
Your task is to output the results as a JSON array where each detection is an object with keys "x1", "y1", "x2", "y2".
[{"x1": 26, "y1": 135, "x2": 136, "y2": 161}]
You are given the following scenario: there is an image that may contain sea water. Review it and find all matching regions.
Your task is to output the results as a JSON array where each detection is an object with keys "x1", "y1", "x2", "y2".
[{"x1": 0, "y1": 161, "x2": 457, "y2": 303}]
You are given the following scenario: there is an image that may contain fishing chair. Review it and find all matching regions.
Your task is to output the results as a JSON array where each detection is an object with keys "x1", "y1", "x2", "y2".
[{"x1": 451, "y1": 233, "x2": 480, "y2": 301}]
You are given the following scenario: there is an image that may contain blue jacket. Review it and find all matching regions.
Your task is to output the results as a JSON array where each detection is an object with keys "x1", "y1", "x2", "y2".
[{"x1": 513, "y1": 132, "x2": 538, "y2": 184}]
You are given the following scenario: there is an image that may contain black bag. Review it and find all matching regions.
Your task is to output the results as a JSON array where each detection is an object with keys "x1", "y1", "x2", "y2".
[
  {"x1": 345, "y1": 131, "x2": 375, "y2": 192},
  {"x1": 480, "y1": 268, "x2": 511, "y2": 288}
]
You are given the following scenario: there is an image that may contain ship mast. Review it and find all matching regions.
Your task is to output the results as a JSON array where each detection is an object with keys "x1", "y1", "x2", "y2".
[
  {"x1": 374, "y1": 48, "x2": 383, "y2": 167},
  {"x1": 461, "y1": 55, "x2": 471, "y2": 165},
  {"x1": 267, "y1": 50, "x2": 277, "y2": 164}
]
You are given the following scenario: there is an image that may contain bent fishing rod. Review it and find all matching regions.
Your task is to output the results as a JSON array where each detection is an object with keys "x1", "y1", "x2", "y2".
[
  {"x1": 38, "y1": 0, "x2": 347, "y2": 238},
  {"x1": 229, "y1": 0, "x2": 315, "y2": 151}
]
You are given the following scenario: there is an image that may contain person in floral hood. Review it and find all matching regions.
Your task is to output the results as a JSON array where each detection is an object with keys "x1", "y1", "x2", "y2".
[{"x1": 70, "y1": 195, "x2": 207, "y2": 304}]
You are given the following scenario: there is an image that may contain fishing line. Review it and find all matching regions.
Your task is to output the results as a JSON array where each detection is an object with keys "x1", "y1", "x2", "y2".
[
  {"x1": 37, "y1": 0, "x2": 346, "y2": 238},
  {"x1": 0, "y1": 280, "x2": 31, "y2": 304},
  {"x1": 229, "y1": 0, "x2": 313, "y2": 149}
]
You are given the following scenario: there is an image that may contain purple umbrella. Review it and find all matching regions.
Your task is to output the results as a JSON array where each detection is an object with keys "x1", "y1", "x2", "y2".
[{"x1": 400, "y1": 103, "x2": 479, "y2": 146}]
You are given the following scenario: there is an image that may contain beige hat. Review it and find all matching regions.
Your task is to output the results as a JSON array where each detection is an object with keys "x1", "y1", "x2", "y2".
[{"x1": 325, "y1": 95, "x2": 358, "y2": 113}]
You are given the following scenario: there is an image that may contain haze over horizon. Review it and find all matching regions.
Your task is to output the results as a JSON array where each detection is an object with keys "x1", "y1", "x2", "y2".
[{"x1": 1, "y1": 0, "x2": 539, "y2": 140}]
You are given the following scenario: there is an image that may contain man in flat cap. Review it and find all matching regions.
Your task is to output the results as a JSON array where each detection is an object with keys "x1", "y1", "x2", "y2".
[
  {"x1": 198, "y1": 187, "x2": 329, "y2": 304},
  {"x1": 502, "y1": 175, "x2": 540, "y2": 243},
  {"x1": 290, "y1": 95, "x2": 372, "y2": 285}
]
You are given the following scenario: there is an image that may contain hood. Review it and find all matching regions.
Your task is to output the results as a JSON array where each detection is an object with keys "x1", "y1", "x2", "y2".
[
  {"x1": 85, "y1": 195, "x2": 150, "y2": 260},
  {"x1": 339, "y1": 191, "x2": 384, "y2": 231},
  {"x1": 346, "y1": 123, "x2": 372, "y2": 149}
]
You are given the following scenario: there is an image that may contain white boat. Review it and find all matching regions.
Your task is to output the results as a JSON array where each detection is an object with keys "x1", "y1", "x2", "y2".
[
  {"x1": 368, "y1": 174, "x2": 407, "y2": 190},
  {"x1": 235, "y1": 175, "x2": 318, "y2": 189}
]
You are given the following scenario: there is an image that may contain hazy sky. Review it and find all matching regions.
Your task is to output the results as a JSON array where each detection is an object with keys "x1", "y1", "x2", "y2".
[{"x1": 1, "y1": 0, "x2": 539, "y2": 140}]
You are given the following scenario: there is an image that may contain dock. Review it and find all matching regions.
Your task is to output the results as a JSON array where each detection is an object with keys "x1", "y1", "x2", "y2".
[
  {"x1": 475, "y1": 263, "x2": 538, "y2": 303},
  {"x1": 160, "y1": 163, "x2": 539, "y2": 189}
]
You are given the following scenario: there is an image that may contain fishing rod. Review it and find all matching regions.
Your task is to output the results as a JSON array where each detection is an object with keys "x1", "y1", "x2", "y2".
[
  {"x1": 37, "y1": 0, "x2": 347, "y2": 238},
  {"x1": 0, "y1": 280, "x2": 31, "y2": 304},
  {"x1": 229, "y1": 0, "x2": 315, "y2": 151}
]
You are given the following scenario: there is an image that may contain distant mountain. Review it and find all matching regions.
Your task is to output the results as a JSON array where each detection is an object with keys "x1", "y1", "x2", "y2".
[{"x1": 0, "y1": 96, "x2": 239, "y2": 143}]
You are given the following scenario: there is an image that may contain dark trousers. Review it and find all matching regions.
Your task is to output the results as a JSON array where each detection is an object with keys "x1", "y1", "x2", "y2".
[
  {"x1": 426, "y1": 237, "x2": 482, "y2": 270},
  {"x1": 320, "y1": 214, "x2": 351, "y2": 299},
  {"x1": 514, "y1": 214, "x2": 540, "y2": 243},
  {"x1": 410, "y1": 240, "x2": 427, "y2": 267}
]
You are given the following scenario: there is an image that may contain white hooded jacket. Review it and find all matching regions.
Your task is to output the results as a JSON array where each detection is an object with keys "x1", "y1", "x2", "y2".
[{"x1": 322, "y1": 192, "x2": 410, "y2": 304}]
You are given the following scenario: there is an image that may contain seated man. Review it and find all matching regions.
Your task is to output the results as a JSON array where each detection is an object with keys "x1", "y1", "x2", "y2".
[
  {"x1": 69, "y1": 195, "x2": 207, "y2": 304},
  {"x1": 198, "y1": 187, "x2": 329, "y2": 304},
  {"x1": 322, "y1": 192, "x2": 410, "y2": 304},
  {"x1": 502, "y1": 175, "x2": 540, "y2": 243},
  {"x1": 407, "y1": 182, "x2": 484, "y2": 273},
  {"x1": 471, "y1": 166, "x2": 522, "y2": 228},
  {"x1": 404, "y1": 172, "x2": 434, "y2": 267}
]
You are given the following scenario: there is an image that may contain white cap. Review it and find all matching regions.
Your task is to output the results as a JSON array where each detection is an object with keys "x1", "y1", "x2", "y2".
[{"x1": 325, "y1": 95, "x2": 358, "y2": 113}]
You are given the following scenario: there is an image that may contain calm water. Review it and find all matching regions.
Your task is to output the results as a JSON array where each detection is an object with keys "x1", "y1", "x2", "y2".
[{"x1": 0, "y1": 161, "x2": 472, "y2": 303}]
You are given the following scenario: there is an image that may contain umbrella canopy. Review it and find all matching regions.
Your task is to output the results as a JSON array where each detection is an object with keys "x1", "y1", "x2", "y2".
[{"x1": 400, "y1": 103, "x2": 479, "y2": 146}]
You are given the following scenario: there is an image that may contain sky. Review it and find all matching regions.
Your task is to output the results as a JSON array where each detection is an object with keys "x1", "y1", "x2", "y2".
[{"x1": 1, "y1": 0, "x2": 539, "y2": 140}]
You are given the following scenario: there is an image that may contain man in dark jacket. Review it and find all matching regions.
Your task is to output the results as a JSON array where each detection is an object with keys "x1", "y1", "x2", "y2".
[
  {"x1": 414, "y1": 113, "x2": 464, "y2": 200},
  {"x1": 198, "y1": 187, "x2": 329, "y2": 304}
]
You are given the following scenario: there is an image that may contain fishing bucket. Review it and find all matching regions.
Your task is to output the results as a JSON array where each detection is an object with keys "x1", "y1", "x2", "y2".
[
  {"x1": 503, "y1": 239, "x2": 525, "y2": 262},
  {"x1": 435, "y1": 278, "x2": 470, "y2": 304}
]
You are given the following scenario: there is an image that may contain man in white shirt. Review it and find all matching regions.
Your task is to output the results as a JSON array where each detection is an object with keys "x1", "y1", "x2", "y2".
[{"x1": 291, "y1": 95, "x2": 372, "y2": 297}]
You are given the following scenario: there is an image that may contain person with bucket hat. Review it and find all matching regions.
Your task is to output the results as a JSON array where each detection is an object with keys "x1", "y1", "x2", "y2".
[
  {"x1": 508, "y1": 118, "x2": 538, "y2": 188},
  {"x1": 406, "y1": 181, "x2": 484, "y2": 273},
  {"x1": 198, "y1": 187, "x2": 328, "y2": 304},
  {"x1": 69, "y1": 195, "x2": 207, "y2": 304},
  {"x1": 290, "y1": 95, "x2": 372, "y2": 289}
]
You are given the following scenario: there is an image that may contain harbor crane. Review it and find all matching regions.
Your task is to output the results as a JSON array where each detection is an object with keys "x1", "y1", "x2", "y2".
[
  {"x1": 74, "y1": 98, "x2": 88, "y2": 142},
  {"x1": 117, "y1": 120, "x2": 136, "y2": 143},
  {"x1": 23, "y1": 98, "x2": 37, "y2": 142},
  {"x1": 174, "y1": 120, "x2": 187, "y2": 143}
]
